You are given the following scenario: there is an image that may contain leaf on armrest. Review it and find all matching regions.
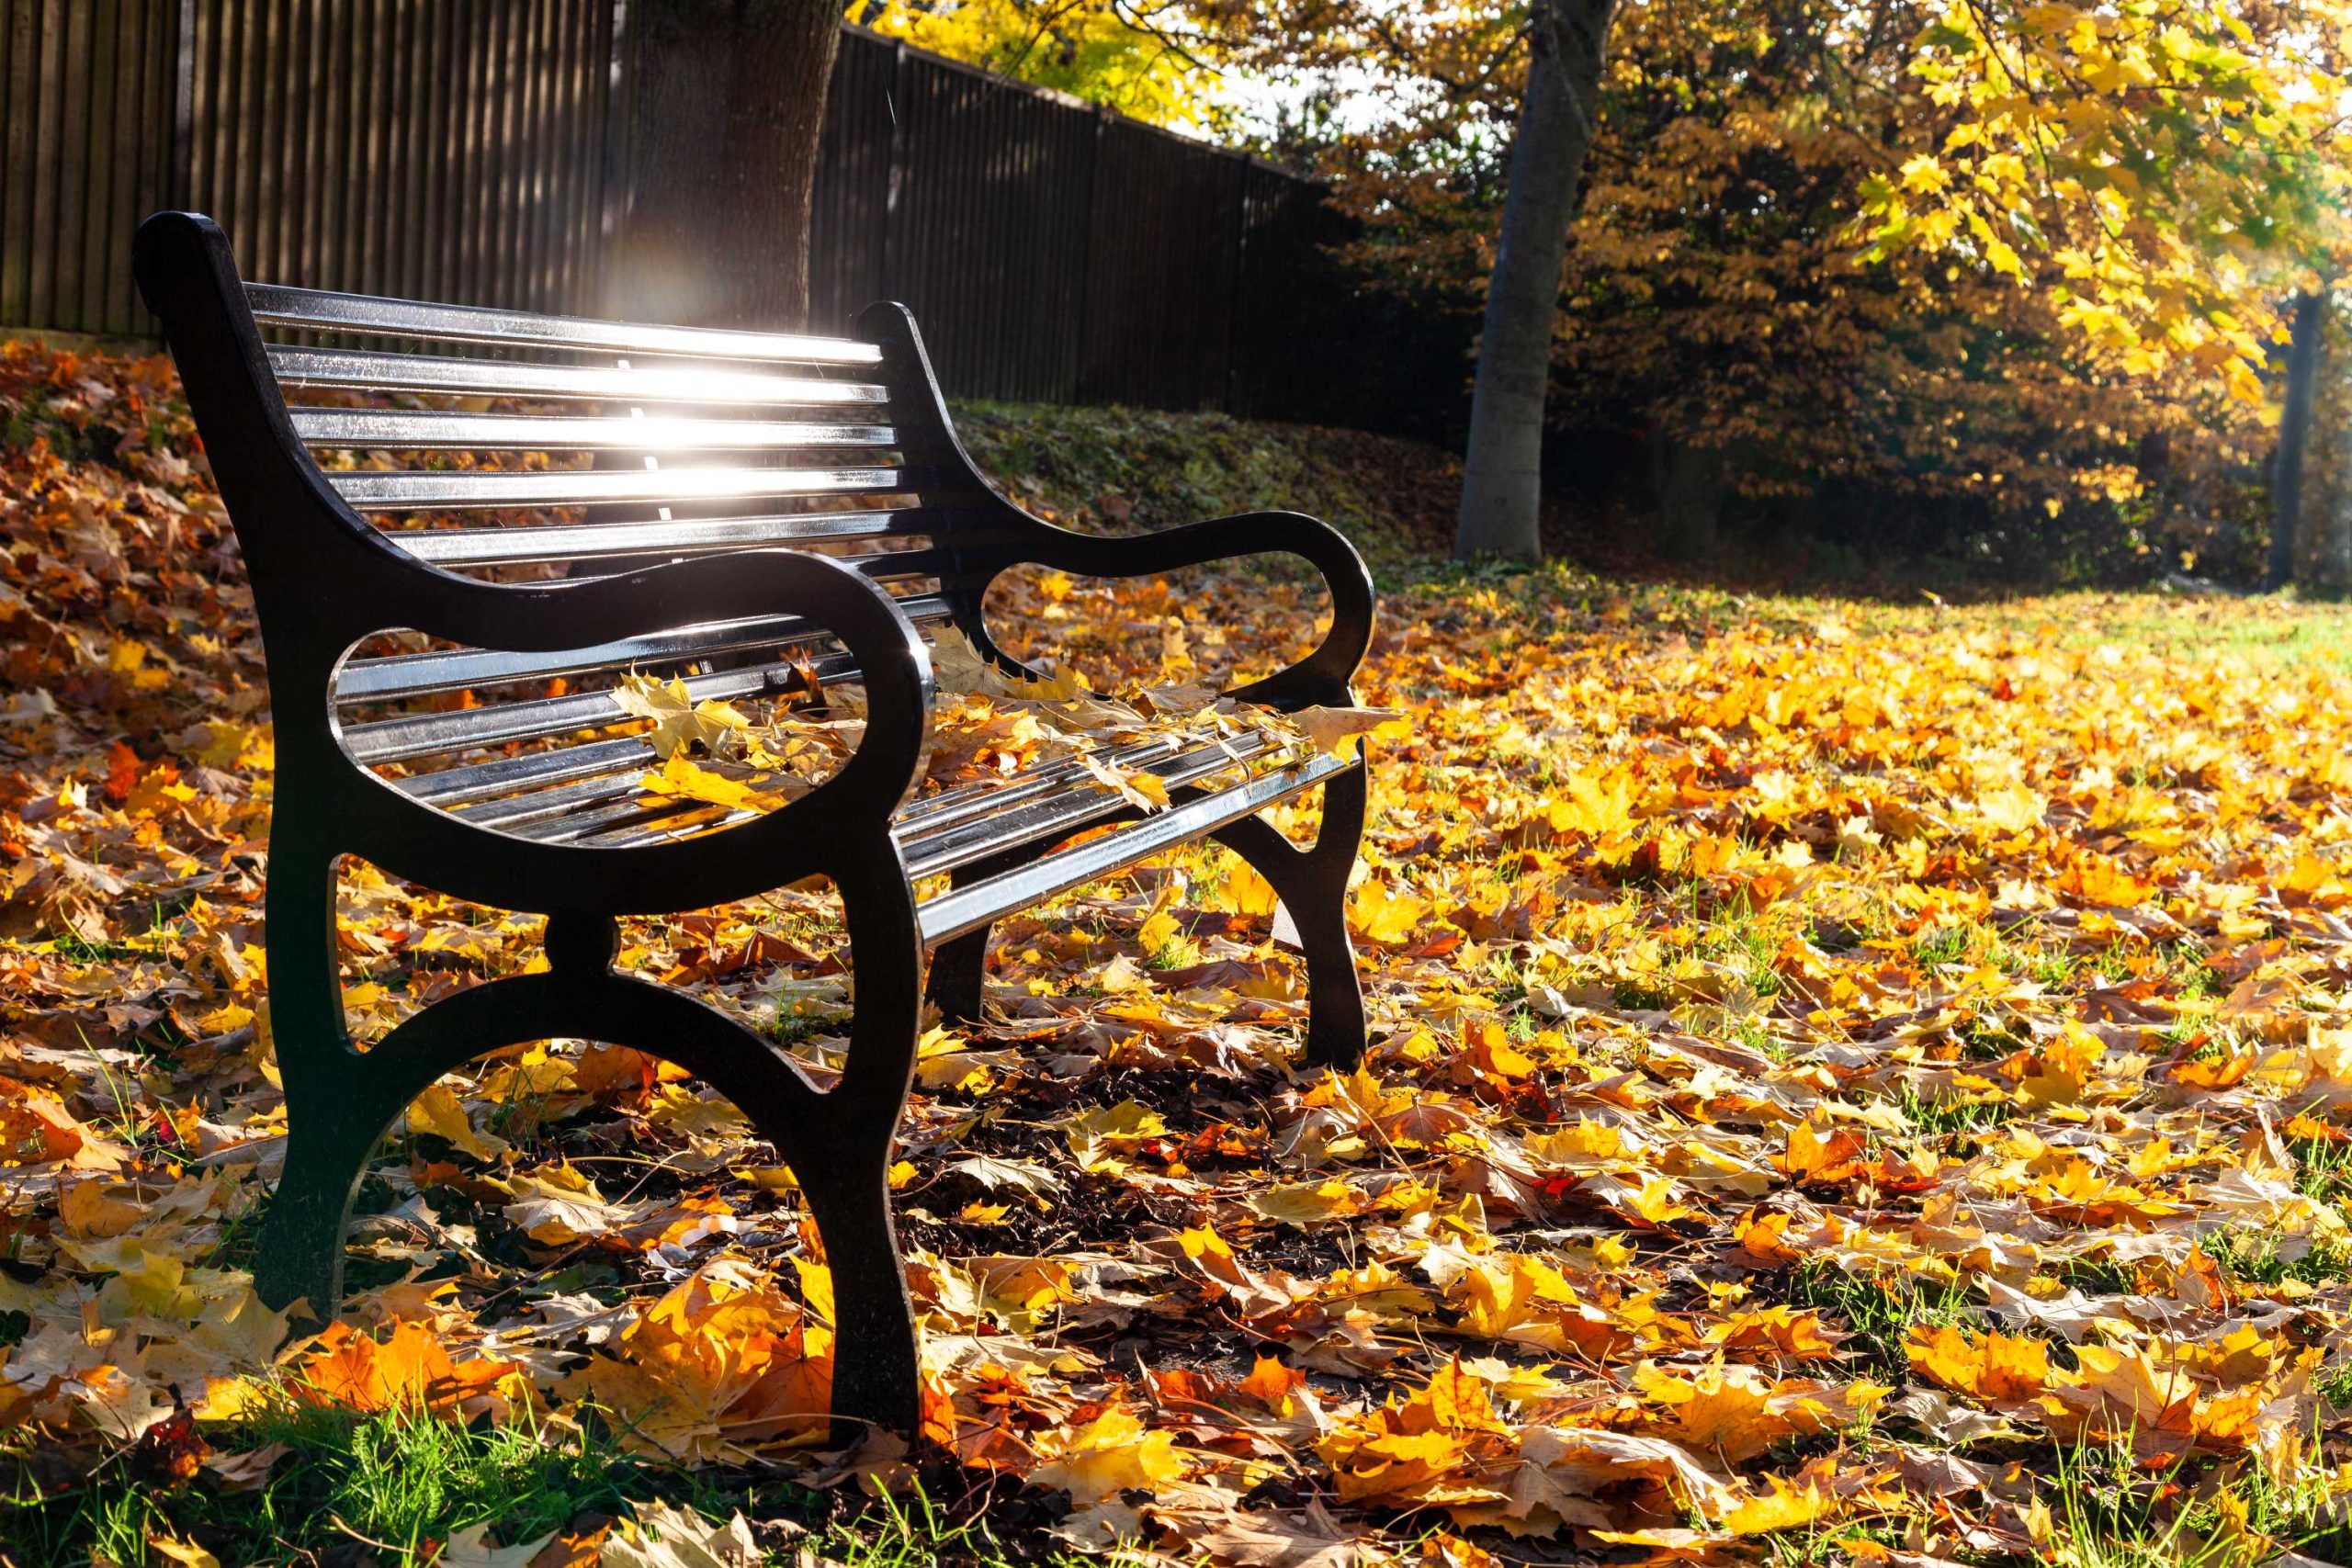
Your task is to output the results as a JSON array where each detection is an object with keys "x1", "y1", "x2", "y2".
[{"x1": 1290, "y1": 705, "x2": 1408, "y2": 759}]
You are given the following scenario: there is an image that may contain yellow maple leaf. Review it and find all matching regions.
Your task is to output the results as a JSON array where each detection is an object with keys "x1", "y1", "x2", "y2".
[
  {"x1": 1349, "y1": 878, "x2": 1428, "y2": 944},
  {"x1": 1245, "y1": 1178, "x2": 1364, "y2": 1227},
  {"x1": 638, "y1": 753, "x2": 770, "y2": 811},
  {"x1": 1291, "y1": 704, "x2": 1407, "y2": 758},
  {"x1": 1718, "y1": 1476, "x2": 1835, "y2": 1534},
  {"x1": 1544, "y1": 768, "x2": 1638, "y2": 839},
  {"x1": 1905, "y1": 1324, "x2": 2050, "y2": 1404},
  {"x1": 611, "y1": 672, "x2": 749, "y2": 760},
  {"x1": 1030, "y1": 1407, "x2": 1185, "y2": 1504},
  {"x1": 407, "y1": 1082, "x2": 508, "y2": 1162},
  {"x1": 1635, "y1": 1360, "x2": 1792, "y2": 1461}
]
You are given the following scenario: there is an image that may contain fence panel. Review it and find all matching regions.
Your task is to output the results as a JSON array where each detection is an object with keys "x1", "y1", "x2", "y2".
[
  {"x1": 874, "y1": 44, "x2": 1096, "y2": 402},
  {"x1": 0, "y1": 8, "x2": 1342, "y2": 420},
  {"x1": 0, "y1": 0, "x2": 176, "y2": 337},
  {"x1": 1079, "y1": 118, "x2": 1245, "y2": 410},
  {"x1": 1229, "y1": 162, "x2": 1334, "y2": 420},
  {"x1": 808, "y1": 28, "x2": 895, "y2": 336},
  {"x1": 178, "y1": 0, "x2": 611, "y2": 317}
]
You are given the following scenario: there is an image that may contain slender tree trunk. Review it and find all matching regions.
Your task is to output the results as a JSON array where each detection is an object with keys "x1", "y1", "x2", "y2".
[
  {"x1": 1453, "y1": 0, "x2": 1618, "y2": 562},
  {"x1": 608, "y1": 0, "x2": 841, "y2": 330},
  {"x1": 2311, "y1": 300, "x2": 2352, "y2": 594},
  {"x1": 2267, "y1": 289, "x2": 2324, "y2": 590}
]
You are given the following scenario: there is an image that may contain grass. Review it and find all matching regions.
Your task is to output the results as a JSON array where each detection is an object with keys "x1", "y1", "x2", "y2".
[
  {"x1": 4, "y1": 1403, "x2": 648, "y2": 1567},
  {"x1": 2045, "y1": 1427, "x2": 2352, "y2": 1567},
  {"x1": 1897, "y1": 1089, "x2": 2017, "y2": 1138},
  {"x1": 2201, "y1": 1228, "x2": 2352, "y2": 1292},
  {"x1": 0, "y1": 1397, "x2": 1129, "y2": 1568},
  {"x1": 1862, "y1": 589, "x2": 2352, "y2": 678},
  {"x1": 1786, "y1": 1262, "x2": 1974, "y2": 1374}
]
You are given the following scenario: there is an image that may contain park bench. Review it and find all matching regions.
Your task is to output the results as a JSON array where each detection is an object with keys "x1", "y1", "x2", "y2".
[{"x1": 133, "y1": 211, "x2": 1374, "y2": 1438}]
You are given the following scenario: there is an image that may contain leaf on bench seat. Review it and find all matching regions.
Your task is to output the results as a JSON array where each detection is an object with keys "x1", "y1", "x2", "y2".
[
  {"x1": 1076, "y1": 750, "x2": 1171, "y2": 812},
  {"x1": 636, "y1": 755, "x2": 779, "y2": 813},
  {"x1": 932, "y1": 626, "x2": 1084, "y2": 703},
  {"x1": 612, "y1": 672, "x2": 751, "y2": 761}
]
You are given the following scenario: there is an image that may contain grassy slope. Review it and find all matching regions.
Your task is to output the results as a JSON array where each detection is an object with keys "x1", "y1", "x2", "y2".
[
  {"x1": 955, "y1": 401, "x2": 2352, "y2": 678},
  {"x1": 948, "y1": 401, "x2": 1459, "y2": 577}
]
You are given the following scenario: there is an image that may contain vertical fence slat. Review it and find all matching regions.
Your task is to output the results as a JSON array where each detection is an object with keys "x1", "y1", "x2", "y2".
[
  {"x1": 0, "y1": 0, "x2": 27, "y2": 328},
  {"x1": 96, "y1": 0, "x2": 134, "y2": 331},
  {"x1": 60, "y1": 1, "x2": 97, "y2": 330},
  {"x1": 27, "y1": 0, "x2": 64, "y2": 324}
]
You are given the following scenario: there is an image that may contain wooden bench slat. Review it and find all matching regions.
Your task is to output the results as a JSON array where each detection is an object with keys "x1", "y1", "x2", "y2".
[
  {"x1": 340, "y1": 612, "x2": 839, "y2": 703},
  {"x1": 445, "y1": 730, "x2": 1261, "y2": 844},
  {"x1": 893, "y1": 732, "x2": 1205, "y2": 832},
  {"x1": 452, "y1": 758, "x2": 674, "y2": 831},
  {"x1": 247, "y1": 282, "x2": 884, "y2": 366},
  {"x1": 269, "y1": 345, "x2": 891, "y2": 406},
  {"x1": 387, "y1": 509, "x2": 930, "y2": 568},
  {"x1": 289, "y1": 408, "x2": 898, "y2": 451},
  {"x1": 328, "y1": 464, "x2": 910, "y2": 512},
  {"x1": 423, "y1": 727, "x2": 1226, "y2": 840},
  {"x1": 344, "y1": 667, "x2": 784, "y2": 766},
  {"x1": 517, "y1": 726, "x2": 1304, "y2": 865},
  {"x1": 412, "y1": 723, "x2": 1197, "y2": 833},
  {"x1": 894, "y1": 732, "x2": 1272, "y2": 844},
  {"x1": 337, "y1": 559, "x2": 944, "y2": 702}
]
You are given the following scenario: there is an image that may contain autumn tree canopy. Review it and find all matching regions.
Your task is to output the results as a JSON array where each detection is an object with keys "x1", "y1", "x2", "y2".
[{"x1": 897, "y1": 0, "x2": 2352, "y2": 572}]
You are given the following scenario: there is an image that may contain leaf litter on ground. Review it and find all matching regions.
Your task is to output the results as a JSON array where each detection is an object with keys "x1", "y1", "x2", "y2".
[{"x1": 4, "y1": 341, "x2": 2352, "y2": 1564}]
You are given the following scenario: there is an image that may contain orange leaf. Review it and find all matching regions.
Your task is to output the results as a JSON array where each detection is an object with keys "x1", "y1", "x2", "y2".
[{"x1": 1905, "y1": 1324, "x2": 2050, "y2": 1404}]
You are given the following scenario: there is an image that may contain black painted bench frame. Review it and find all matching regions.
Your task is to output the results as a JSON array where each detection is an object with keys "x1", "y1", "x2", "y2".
[{"x1": 134, "y1": 211, "x2": 1374, "y2": 1439}]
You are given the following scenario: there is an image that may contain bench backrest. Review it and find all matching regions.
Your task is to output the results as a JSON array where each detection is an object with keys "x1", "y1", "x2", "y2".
[
  {"x1": 246, "y1": 283, "x2": 972, "y2": 584},
  {"x1": 134, "y1": 210, "x2": 1041, "y2": 871},
  {"x1": 245, "y1": 285, "x2": 982, "y2": 742}
]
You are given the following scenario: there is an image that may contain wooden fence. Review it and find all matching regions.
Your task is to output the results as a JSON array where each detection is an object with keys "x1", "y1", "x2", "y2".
[{"x1": 0, "y1": 2, "x2": 1336, "y2": 414}]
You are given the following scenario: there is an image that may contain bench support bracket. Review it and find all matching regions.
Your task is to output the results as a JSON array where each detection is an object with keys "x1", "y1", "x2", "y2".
[
  {"x1": 1211, "y1": 757, "x2": 1369, "y2": 1069},
  {"x1": 921, "y1": 759, "x2": 1369, "y2": 1066}
]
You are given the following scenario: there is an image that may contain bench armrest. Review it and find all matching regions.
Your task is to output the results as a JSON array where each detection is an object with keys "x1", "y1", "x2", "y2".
[
  {"x1": 377, "y1": 548, "x2": 934, "y2": 811},
  {"x1": 290, "y1": 548, "x2": 936, "y2": 918},
  {"x1": 986, "y1": 510, "x2": 1374, "y2": 710}
]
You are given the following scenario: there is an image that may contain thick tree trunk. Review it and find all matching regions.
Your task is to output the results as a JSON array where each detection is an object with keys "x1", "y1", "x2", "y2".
[
  {"x1": 2267, "y1": 289, "x2": 2324, "y2": 590},
  {"x1": 608, "y1": 0, "x2": 841, "y2": 330},
  {"x1": 1453, "y1": 0, "x2": 1618, "y2": 562}
]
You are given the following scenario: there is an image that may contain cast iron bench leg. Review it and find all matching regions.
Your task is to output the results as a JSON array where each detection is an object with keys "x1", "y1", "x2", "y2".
[
  {"x1": 924, "y1": 926, "x2": 991, "y2": 1026},
  {"x1": 252, "y1": 835, "x2": 367, "y2": 1320},
  {"x1": 1210, "y1": 758, "x2": 1370, "y2": 1069},
  {"x1": 922, "y1": 845, "x2": 1033, "y2": 1026},
  {"x1": 254, "y1": 866, "x2": 929, "y2": 1444}
]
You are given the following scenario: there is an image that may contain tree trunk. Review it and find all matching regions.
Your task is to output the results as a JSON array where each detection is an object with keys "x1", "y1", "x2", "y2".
[
  {"x1": 2306, "y1": 296, "x2": 2352, "y2": 594},
  {"x1": 608, "y1": 0, "x2": 841, "y2": 330},
  {"x1": 1453, "y1": 0, "x2": 1618, "y2": 562},
  {"x1": 2267, "y1": 289, "x2": 2324, "y2": 590}
]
